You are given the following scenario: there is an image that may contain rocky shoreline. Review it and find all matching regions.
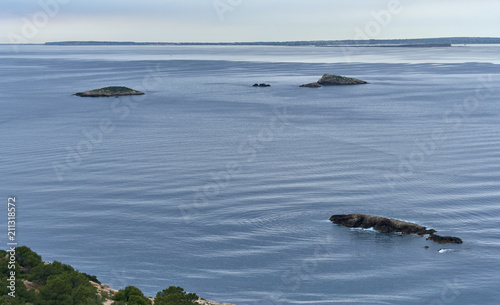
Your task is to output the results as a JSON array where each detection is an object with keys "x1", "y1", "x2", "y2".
[{"x1": 90, "y1": 281, "x2": 235, "y2": 305}]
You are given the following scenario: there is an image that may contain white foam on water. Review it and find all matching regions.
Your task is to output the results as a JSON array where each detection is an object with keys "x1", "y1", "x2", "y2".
[{"x1": 438, "y1": 248, "x2": 455, "y2": 254}]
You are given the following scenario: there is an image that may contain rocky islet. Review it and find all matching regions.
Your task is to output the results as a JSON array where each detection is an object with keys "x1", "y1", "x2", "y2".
[{"x1": 330, "y1": 213, "x2": 463, "y2": 244}]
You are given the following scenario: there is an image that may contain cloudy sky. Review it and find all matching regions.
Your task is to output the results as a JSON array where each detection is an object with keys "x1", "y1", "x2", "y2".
[{"x1": 2, "y1": 0, "x2": 500, "y2": 43}]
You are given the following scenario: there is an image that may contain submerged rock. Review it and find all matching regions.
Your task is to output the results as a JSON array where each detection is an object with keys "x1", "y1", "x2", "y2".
[
  {"x1": 427, "y1": 234, "x2": 463, "y2": 244},
  {"x1": 74, "y1": 86, "x2": 145, "y2": 97},
  {"x1": 253, "y1": 83, "x2": 271, "y2": 87},
  {"x1": 330, "y1": 213, "x2": 463, "y2": 244}
]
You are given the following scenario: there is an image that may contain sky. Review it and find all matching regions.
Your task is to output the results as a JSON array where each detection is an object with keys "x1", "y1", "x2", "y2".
[{"x1": 1, "y1": 0, "x2": 500, "y2": 43}]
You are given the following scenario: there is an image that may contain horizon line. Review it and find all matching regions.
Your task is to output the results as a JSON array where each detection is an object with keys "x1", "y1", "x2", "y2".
[{"x1": 2, "y1": 36, "x2": 500, "y2": 45}]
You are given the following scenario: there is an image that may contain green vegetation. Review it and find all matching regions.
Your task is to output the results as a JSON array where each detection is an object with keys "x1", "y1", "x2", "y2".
[
  {"x1": 1, "y1": 246, "x2": 102, "y2": 305},
  {"x1": 28, "y1": 260, "x2": 76, "y2": 285},
  {"x1": 112, "y1": 286, "x2": 151, "y2": 305},
  {"x1": 36, "y1": 272, "x2": 101, "y2": 305},
  {"x1": 0, "y1": 246, "x2": 202, "y2": 305},
  {"x1": 154, "y1": 286, "x2": 199, "y2": 305},
  {"x1": 15, "y1": 246, "x2": 42, "y2": 271}
]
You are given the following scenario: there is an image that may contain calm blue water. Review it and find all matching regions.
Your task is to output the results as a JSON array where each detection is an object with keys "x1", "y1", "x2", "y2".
[{"x1": 1, "y1": 45, "x2": 500, "y2": 304}]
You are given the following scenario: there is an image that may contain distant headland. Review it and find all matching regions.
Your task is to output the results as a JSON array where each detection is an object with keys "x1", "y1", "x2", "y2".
[{"x1": 43, "y1": 37, "x2": 500, "y2": 47}]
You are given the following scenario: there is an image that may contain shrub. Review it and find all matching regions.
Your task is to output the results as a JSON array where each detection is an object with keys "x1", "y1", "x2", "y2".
[
  {"x1": 16, "y1": 246, "x2": 42, "y2": 270},
  {"x1": 35, "y1": 272, "x2": 100, "y2": 305},
  {"x1": 35, "y1": 276, "x2": 73, "y2": 305},
  {"x1": 128, "y1": 295, "x2": 152, "y2": 305},
  {"x1": 154, "y1": 286, "x2": 198, "y2": 305},
  {"x1": 113, "y1": 286, "x2": 151, "y2": 305},
  {"x1": 28, "y1": 260, "x2": 75, "y2": 284},
  {"x1": 82, "y1": 272, "x2": 101, "y2": 284}
]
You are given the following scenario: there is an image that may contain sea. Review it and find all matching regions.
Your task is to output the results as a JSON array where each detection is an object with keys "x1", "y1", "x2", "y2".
[{"x1": 1, "y1": 44, "x2": 500, "y2": 304}]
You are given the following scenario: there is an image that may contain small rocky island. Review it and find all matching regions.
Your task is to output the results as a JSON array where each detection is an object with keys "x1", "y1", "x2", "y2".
[
  {"x1": 330, "y1": 213, "x2": 463, "y2": 244},
  {"x1": 74, "y1": 86, "x2": 145, "y2": 97},
  {"x1": 253, "y1": 83, "x2": 271, "y2": 87},
  {"x1": 300, "y1": 74, "x2": 367, "y2": 88}
]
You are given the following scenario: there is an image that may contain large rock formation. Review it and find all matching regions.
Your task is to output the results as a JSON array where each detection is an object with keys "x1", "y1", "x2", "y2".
[
  {"x1": 74, "y1": 86, "x2": 144, "y2": 97},
  {"x1": 330, "y1": 213, "x2": 436, "y2": 235},
  {"x1": 318, "y1": 74, "x2": 368, "y2": 85},
  {"x1": 300, "y1": 74, "x2": 367, "y2": 88},
  {"x1": 330, "y1": 213, "x2": 463, "y2": 244}
]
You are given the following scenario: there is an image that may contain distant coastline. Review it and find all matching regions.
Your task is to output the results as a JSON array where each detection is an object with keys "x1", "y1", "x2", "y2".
[
  {"x1": 1, "y1": 37, "x2": 499, "y2": 47},
  {"x1": 35, "y1": 37, "x2": 500, "y2": 47}
]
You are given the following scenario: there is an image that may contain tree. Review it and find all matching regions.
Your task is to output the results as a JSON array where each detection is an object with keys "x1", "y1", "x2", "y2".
[
  {"x1": 128, "y1": 295, "x2": 152, "y2": 305},
  {"x1": 28, "y1": 261, "x2": 75, "y2": 284},
  {"x1": 51, "y1": 261, "x2": 75, "y2": 273},
  {"x1": 113, "y1": 286, "x2": 151, "y2": 305},
  {"x1": 35, "y1": 272, "x2": 100, "y2": 305},
  {"x1": 81, "y1": 272, "x2": 100, "y2": 284},
  {"x1": 28, "y1": 263, "x2": 60, "y2": 285},
  {"x1": 1, "y1": 247, "x2": 102, "y2": 305},
  {"x1": 0, "y1": 255, "x2": 19, "y2": 277},
  {"x1": 35, "y1": 276, "x2": 73, "y2": 305},
  {"x1": 154, "y1": 286, "x2": 198, "y2": 305},
  {"x1": 72, "y1": 281, "x2": 99, "y2": 304},
  {"x1": 0, "y1": 275, "x2": 36, "y2": 305},
  {"x1": 16, "y1": 246, "x2": 42, "y2": 271}
]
